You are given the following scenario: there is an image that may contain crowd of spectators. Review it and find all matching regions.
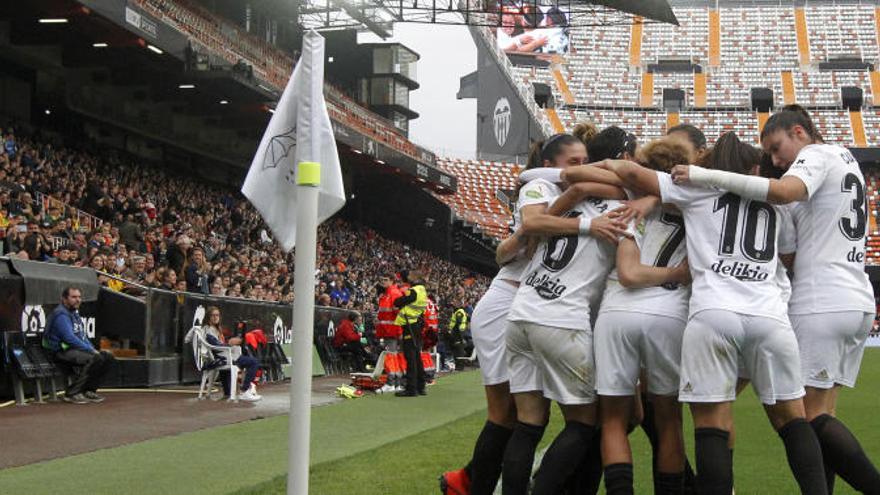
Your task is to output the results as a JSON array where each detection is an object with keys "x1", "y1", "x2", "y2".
[{"x1": 0, "y1": 125, "x2": 489, "y2": 319}]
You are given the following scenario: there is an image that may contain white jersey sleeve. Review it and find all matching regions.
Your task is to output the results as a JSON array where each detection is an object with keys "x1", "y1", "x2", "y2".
[
  {"x1": 519, "y1": 179, "x2": 561, "y2": 208},
  {"x1": 496, "y1": 179, "x2": 563, "y2": 282},
  {"x1": 784, "y1": 146, "x2": 831, "y2": 199},
  {"x1": 656, "y1": 171, "x2": 720, "y2": 208},
  {"x1": 656, "y1": 173, "x2": 788, "y2": 320},
  {"x1": 784, "y1": 144, "x2": 874, "y2": 314}
]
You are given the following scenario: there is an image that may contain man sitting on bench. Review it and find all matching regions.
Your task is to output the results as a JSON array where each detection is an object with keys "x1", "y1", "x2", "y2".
[{"x1": 42, "y1": 286, "x2": 115, "y2": 404}]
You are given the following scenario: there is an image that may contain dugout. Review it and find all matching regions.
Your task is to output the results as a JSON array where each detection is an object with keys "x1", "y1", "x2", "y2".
[{"x1": 0, "y1": 258, "x2": 358, "y2": 400}]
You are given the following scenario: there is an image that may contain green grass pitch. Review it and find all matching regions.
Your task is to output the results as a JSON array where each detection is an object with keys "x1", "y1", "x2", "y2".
[
  {"x1": 250, "y1": 349, "x2": 880, "y2": 494},
  {"x1": 1, "y1": 350, "x2": 877, "y2": 494}
]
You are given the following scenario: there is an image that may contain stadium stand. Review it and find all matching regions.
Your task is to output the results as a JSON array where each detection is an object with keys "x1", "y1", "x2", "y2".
[
  {"x1": 0, "y1": 127, "x2": 488, "y2": 318},
  {"x1": 513, "y1": 3, "x2": 880, "y2": 146},
  {"x1": 641, "y1": 7, "x2": 709, "y2": 64},
  {"x1": 133, "y1": 0, "x2": 293, "y2": 89},
  {"x1": 804, "y1": 4, "x2": 880, "y2": 63},
  {"x1": 451, "y1": 2, "x2": 880, "y2": 244},
  {"x1": 868, "y1": 169, "x2": 880, "y2": 262}
]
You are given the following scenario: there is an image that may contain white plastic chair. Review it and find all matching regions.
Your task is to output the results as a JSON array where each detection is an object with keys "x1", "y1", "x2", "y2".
[
  {"x1": 350, "y1": 351, "x2": 387, "y2": 381},
  {"x1": 190, "y1": 327, "x2": 240, "y2": 402},
  {"x1": 455, "y1": 347, "x2": 478, "y2": 368}
]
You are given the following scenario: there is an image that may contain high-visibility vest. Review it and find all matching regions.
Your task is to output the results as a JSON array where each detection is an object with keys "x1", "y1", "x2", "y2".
[
  {"x1": 395, "y1": 284, "x2": 427, "y2": 326},
  {"x1": 449, "y1": 308, "x2": 469, "y2": 332},
  {"x1": 376, "y1": 285, "x2": 403, "y2": 338}
]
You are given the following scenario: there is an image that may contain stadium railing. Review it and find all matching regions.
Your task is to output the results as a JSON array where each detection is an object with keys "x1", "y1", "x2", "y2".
[{"x1": 32, "y1": 191, "x2": 104, "y2": 232}]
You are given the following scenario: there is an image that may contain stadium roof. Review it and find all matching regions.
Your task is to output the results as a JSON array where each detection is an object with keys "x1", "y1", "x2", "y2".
[
  {"x1": 298, "y1": 0, "x2": 678, "y2": 38},
  {"x1": 590, "y1": 0, "x2": 678, "y2": 25}
]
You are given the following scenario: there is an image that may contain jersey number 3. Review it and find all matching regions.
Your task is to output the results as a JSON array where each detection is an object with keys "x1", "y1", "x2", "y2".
[
  {"x1": 714, "y1": 193, "x2": 776, "y2": 262},
  {"x1": 839, "y1": 173, "x2": 867, "y2": 241}
]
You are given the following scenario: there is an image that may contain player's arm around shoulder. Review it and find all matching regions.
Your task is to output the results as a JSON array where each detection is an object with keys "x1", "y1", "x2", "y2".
[
  {"x1": 520, "y1": 202, "x2": 579, "y2": 236},
  {"x1": 616, "y1": 237, "x2": 690, "y2": 289},
  {"x1": 765, "y1": 176, "x2": 809, "y2": 204}
]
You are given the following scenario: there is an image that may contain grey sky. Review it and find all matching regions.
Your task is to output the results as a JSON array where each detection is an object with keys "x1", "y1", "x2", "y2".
[{"x1": 358, "y1": 24, "x2": 477, "y2": 159}]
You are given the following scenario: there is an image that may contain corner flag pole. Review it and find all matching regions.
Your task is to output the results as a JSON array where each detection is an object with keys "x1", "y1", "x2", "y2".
[
  {"x1": 288, "y1": 160, "x2": 320, "y2": 495},
  {"x1": 242, "y1": 29, "x2": 342, "y2": 494},
  {"x1": 288, "y1": 31, "x2": 327, "y2": 494}
]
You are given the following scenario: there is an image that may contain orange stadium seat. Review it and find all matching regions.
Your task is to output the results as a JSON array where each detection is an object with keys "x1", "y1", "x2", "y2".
[{"x1": 434, "y1": 158, "x2": 519, "y2": 239}]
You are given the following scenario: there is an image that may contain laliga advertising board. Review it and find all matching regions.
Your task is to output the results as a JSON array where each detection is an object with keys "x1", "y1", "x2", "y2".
[{"x1": 20, "y1": 302, "x2": 98, "y2": 340}]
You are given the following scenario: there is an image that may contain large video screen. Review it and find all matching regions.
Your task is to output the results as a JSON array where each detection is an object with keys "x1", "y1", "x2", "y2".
[{"x1": 495, "y1": 1, "x2": 570, "y2": 55}]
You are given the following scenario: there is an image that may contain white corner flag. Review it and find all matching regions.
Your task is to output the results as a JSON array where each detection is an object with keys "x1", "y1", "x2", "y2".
[
  {"x1": 242, "y1": 30, "x2": 343, "y2": 495},
  {"x1": 242, "y1": 30, "x2": 345, "y2": 252}
]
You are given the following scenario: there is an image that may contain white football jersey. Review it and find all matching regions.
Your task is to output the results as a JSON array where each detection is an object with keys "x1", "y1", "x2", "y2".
[
  {"x1": 599, "y1": 208, "x2": 690, "y2": 321},
  {"x1": 777, "y1": 203, "x2": 797, "y2": 308},
  {"x1": 509, "y1": 196, "x2": 627, "y2": 330},
  {"x1": 782, "y1": 144, "x2": 875, "y2": 315},
  {"x1": 657, "y1": 172, "x2": 788, "y2": 320},
  {"x1": 496, "y1": 179, "x2": 562, "y2": 282}
]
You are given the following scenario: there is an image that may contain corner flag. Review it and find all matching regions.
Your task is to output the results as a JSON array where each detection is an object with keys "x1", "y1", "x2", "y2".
[{"x1": 242, "y1": 30, "x2": 345, "y2": 252}]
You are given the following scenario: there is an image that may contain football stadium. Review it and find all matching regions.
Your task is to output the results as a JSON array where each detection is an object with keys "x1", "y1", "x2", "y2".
[{"x1": 0, "y1": 0, "x2": 879, "y2": 494}]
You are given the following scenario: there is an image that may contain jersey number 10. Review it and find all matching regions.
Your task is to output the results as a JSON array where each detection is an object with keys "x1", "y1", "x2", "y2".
[{"x1": 714, "y1": 193, "x2": 777, "y2": 263}]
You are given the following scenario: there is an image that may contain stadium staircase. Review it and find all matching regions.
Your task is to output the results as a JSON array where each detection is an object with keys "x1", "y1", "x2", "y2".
[
  {"x1": 640, "y1": 72, "x2": 654, "y2": 108},
  {"x1": 693, "y1": 73, "x2": 707, "y2": 108},
  {"x1": 629, "y1": 17, "x2": 643, "y2": 66},
  {"x1": 545, "y1": 108, "x2": 566, "y2": 133},
  {"x1": 757, "y1": 111, "x2": 770, "y2": 135},
  {"x1": 666, "y1": 111, "x2": 680, "y2": 130},
  {"x1": 552, "y1": 67, "x2": 576, "y2": 106},
  {"x1": 850, "y1": 110, "x2": 868, "y2": 147},
  {"x1": 781, "y1": 71, "x2": 796, "y2": 105},
  {"x1": 795, "y1": 7, "x2": 811, "y2": 66},
  {"x1": 708, "y1": 8, "x2": 720, "y2": 67},
  {"x1": 871, "y1": 72, "x2": 880, "y2": 104}
]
